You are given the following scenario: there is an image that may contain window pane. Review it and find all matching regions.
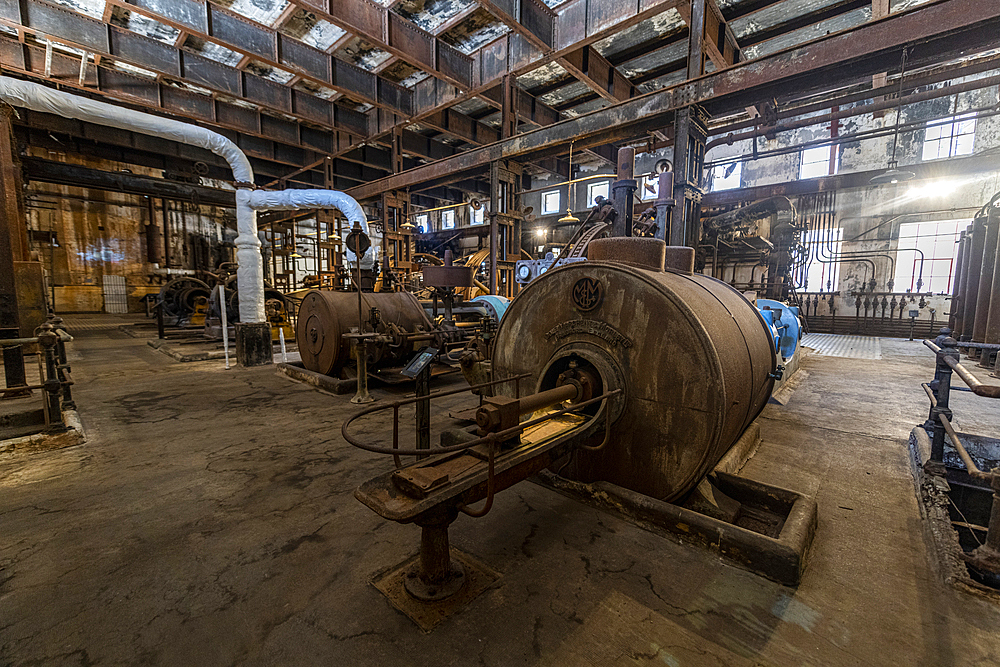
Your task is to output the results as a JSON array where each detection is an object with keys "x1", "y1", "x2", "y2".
[
  {"x1": 641, "y1": 175, "x2": 658, "y2": 200},
  {"x1": 893, "y1": 220, "x2": 964, "y2": 292},
  {"x1": 542, "y1": 190, "x2": 560, "y2": 214},
  {"x1": 442, "y1": 210, "x2": 455, "y2": 229},
  {"x1": 710, "y1": 162, "x2": 741, "y2": 191},
  {"x1": 588, "y1": 181, "x2": 610, "y2": 206},
  {"x1": 800, "y1": 227, "x2": 842, "y2": 292}
]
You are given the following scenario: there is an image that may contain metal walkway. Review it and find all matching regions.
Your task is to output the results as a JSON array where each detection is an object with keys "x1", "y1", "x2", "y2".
[{"x1": 801, "y1": 333, "x2": 882, "y2": 360}]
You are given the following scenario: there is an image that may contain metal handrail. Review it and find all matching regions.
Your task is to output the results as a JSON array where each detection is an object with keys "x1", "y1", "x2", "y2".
[{"x1": 924, "y1": 340, "x2": 1000, "y2": 398}]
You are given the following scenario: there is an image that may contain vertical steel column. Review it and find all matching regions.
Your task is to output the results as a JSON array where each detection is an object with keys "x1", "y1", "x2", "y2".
[
  {"x1": 929, "y1": 338, "x2": 958, "y2": 464},
  {"x1": 489, "y1": 161, "x2": 500, "y2": 294},
  {"x1": 0, "y1": 105, "x2": 27, "y2": 396},
  {"x1": 949, "y1": 230, "x2": 967, "y2": 332},
  {"x1": 670, "y1": 108, "x2": 707, "y2": 248},
  {"x1": 611, "y1": 147, "x2": 636, "y2": 237},
  {"x1": 961, "y1": 218, "x2": 986, "y2": 340},
  {"x1": 955, "y1": 223, "x2": 974, "y2": 338},
  {"x1": 415, "y1": 363, "x2": 430, "y2": 459}
]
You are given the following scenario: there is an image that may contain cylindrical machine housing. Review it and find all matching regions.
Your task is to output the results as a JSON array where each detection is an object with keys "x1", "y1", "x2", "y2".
[
  {"x1": 961, "y1": 218, "x2": 987, "y2": 340},
  {"x1": 985, "y1": 210, "x2": 1000, "y2": 345},
  {"x1": 492, "y1": 241, "x2": 777, "y2": 501},
  {"x1": 972, "y1": 216, "x2": 999, "y2": 343},
  {"x1": 297, "y1": 290, "x2": 434, "y2": 375},
  {"x1": 950, "y1": 230, "x2": 967, "y2": 333}
]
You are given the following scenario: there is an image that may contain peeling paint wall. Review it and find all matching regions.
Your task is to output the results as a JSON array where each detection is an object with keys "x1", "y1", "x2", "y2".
[{"x1": 23, "y1": 150, "x2": 235, "y2": 313}]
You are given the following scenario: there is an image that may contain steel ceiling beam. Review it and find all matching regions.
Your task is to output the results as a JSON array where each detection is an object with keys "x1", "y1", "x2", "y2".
[{"x1": 345, "y1": 0, "x2": 1000, "y2": 200}]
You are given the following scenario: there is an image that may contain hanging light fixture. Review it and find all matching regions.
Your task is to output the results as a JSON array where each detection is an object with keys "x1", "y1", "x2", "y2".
[
  {"x1": 871, "y1": 47, "x2": 915, "y2": 186},
  {"x1": 558, "y1": 141, "x2": 581, "y2": 224},
  {"x1": 400, "y1": 220, "x2": 416, "y2": 230}
]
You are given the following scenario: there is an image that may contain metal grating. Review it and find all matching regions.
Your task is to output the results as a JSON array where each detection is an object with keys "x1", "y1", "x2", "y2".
[
  {"x1": 801, "y1": 333, "x2": 881, "y2": 360},
  {"x1": 102, "y1": 275, "x2": 129, "y2": 314}
]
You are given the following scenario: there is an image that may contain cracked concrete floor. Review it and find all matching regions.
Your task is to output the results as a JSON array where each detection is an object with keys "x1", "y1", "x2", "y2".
[{"x1": 2, "y1": 327, "x2": 1000, "y2": 666}]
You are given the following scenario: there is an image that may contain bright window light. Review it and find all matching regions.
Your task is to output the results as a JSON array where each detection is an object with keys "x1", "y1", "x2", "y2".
[
  {"x1": 587, "y1": 181, "x2": 610, "y2": 207},
  {"x1": 641, "y1": 174, "x2": 659, "y2": 200},
  {"x1": 415, "y1": 214, "x2": 428, "y2": 232},
  {"x1": 710, "y1": 162, "x2": 741, "y2": 191},
  {"x1": 470, "y1": 205, "x2": 484, "y2": 225},
  {"x1": 923, "y1": 113, "x2": 976, "y2": 160},
  {"x1": 542, "y1": 190, "x2": 561, "y2": 214},
  {"x1": 442, "y1": 210, "x2": 455, "y2": 230},
  {"x1": 893, "y1": 219, "x2": 966, "y2": 293},
  {"x1": 800, "y1": 145, "x2": 838, "y2": 179}
]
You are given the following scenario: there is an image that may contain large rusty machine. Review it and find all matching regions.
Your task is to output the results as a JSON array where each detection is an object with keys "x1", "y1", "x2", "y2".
[{"x1": 342, "y1": 236, "x2": 815, "y2": 629}]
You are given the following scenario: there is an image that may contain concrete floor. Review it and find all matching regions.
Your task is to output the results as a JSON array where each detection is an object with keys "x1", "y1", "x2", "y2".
[{"x1": 2, "y1": 324, "x2": 1000, "y2": 666}]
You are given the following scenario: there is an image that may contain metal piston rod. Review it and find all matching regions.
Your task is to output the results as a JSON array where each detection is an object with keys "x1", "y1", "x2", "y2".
[{"x1": 344, "y1": 380, "x2": 619, "y2": 602}]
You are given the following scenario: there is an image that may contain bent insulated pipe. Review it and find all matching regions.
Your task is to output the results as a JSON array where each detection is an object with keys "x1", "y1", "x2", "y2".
[
  {"x1": 0, "y1": 76, "x2": 266, "y2": 324},
  {"x1": 247, "y1": 189, "x2": 375, "y2": 268}
]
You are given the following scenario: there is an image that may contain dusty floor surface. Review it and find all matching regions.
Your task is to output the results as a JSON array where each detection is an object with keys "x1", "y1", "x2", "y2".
[{"x1": 2, "y1": 323, "x2": 1000, "y2": 666}]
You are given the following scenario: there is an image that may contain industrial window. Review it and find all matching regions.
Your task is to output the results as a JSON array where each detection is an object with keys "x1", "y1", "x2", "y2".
[
  {"x1": 542, "y1": 190, "x2": 561, "y2": 214},
  {"x1": 709, "y1": 162, "x2": 741, "y2": 191},
  {"x1": 799, "y1": 145, "x2": 839, "y2": 179},
  {"x1": 442, "y1": 210, "x2": 455, "y2": 230},
  {"x1": 641, "y1": 174, "x2": 659, "y2": 201},
  {"x1": 893, "y1": 220, "x2": 966, "y2": 293},
  {"x1": 587, "y1": 181, "x2": 610, "y2": 207},
  {"x1": 415, "y1": 214, "x2": 428, "y2": 232},
  {"x1": 922, "y1": 113, "x2": 976, "y2": 161},
  {"x1": 470, "y1": 205, "x2": 484, "y2": 225},
  {"x1": 800, "y1": 227, "x2": 843, "y2": 292}
]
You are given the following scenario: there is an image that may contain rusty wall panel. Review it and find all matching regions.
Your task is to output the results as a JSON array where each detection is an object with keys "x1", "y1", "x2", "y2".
[
  {"x1": 437, "y1": 42, "x2": 472, "y2": 89},
  {"x1": 243, "y1": 73, "x2": 291, "y2": 112},
  {"x1": 586, "y1": 0, "x2": 631, "y2": 35},
  {"x1": 336, "y1": 106, "x2": 369, "y2": 136},
  {"x1": 0, "y1": 0, "x2": 19, "y2": 23},
  {"x1": 239, "y1": 134, "x2": 273, "y2": 159},
  {"x1": 292, "y1": 90, "x2": 332, "y2": 125},
  {"x1": 99, "y1": 68, "x2": 160, "y2": 104},
  {"x1": 521, "y1": 0, "x2": 554, "y2": 47},
  {"x1": 300, "y1": 126, "x2": 332, "y2": 152},
  {"x1": 208, "y1": 5, "x2": 274, "y2": 60},
  {"x1": 555, "y1": 0, "x2": 586, "y2": 49},
  {"x1": 480, "y1": 37, "x2": 508, "y2": 84},
  {"x1": 328, "y1": 0, "x2": 384, "y2": 39},
  {"x1": 493, "y1": 0, "x2": 516, "y2": 19},
  {"x1": 508, "y1": 34, "x2": 541, "y2": 72},
  {"x1": 413, "y1": 77, "x2": 437, "y2": 111},
  {"x1": 110, "y1": 28, "x2": 180, "y2": 77},
  {"x1": 280, "y1": 37, "x2": 330, "y2": 82},
  {"x1": 161, "y1": 86, "x2": 213, "y2": 120},
  {"x1": 131, "y1": 0, "x2": 207, "y2": 33},
  {"x1": 23, "y1": 43, "x2": 96, "y2": 85},
  {"x1": 273, "y1": 142, "x2": 305, "y2": 166},
  {"x1": 260, "y1": 115, "x2": 298, "y2": 144},
  {"x1": 0, "y1": 40, "x2": 24, "y2": 70},
  {"x1": 182, "y1": 52, "x2": 240, "y2": 96},
  {"x1": 216, "y1": 101, "x2": 259, "y2": 133},
  {"x1": 377, "y1": 79, "x2": 412, "y2": 116},
  {"x1": 24, "y1": 0, "x2": 108, "y2": 52},
  {"x1": 388, "y1": 13, "x2": 432, "y2": 69},
  {"x1": 332, "y1": 58, "x2": 376, "y2": 102}
]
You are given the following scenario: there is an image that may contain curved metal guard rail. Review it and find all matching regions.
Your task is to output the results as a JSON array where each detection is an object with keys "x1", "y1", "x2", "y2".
[{"x1": 924, "y1": 339, "x2": 1000, "y2": 398}]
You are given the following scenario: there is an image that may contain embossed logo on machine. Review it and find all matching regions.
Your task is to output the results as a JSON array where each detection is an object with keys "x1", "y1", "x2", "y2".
[
  {"x1": 572, "y1": 277, "x2": 603, "y2": 311},
  {"x1": 544, "y1": 320, "x2": 633, "y2": 348}
]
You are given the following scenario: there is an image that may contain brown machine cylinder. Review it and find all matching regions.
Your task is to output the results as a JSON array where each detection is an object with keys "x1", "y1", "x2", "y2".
[
  {"x1": 491, "y1": 238, "x2": 777, "y2": 502},
  {"x1": 960, "y1": 218, "x2": 986, "y2": 340},
  {"x1": 296, "y1": 290, "x2": 434, "y2": 375},
  {"x1": 949, "y1": 230, "x2": 967, "y2": 333},
  {"x1": 972, "y1": 215, "x2": 1000, "y2": 343},
  {"x1": 985, "y1": 208, "x2": 1000, "y2": 346}
]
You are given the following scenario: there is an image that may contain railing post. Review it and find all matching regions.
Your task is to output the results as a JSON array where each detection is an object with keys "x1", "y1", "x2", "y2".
[
  {"x1": 36, "y1": 324, "x2": 63, "y2": 430},
  {"x1": 49, "y1": 316, "x2": 75, "y2": 411},
  {"x1": 929, "y1": 336, "x2": 959, "y2": 465}
]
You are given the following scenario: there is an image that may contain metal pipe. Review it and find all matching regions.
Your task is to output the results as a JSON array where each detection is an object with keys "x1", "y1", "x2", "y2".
[
  {"x1": 973, "y1": 215, "x2": 999, "y2": 342},
  {"x1": 950, "y1": 231, "x2": 967, "y2": 332},
  {"x1": 961, "y1": 218, "x2": 988, "y2": 340},
  {"x1": 925, "y1": 339, "x2": 1000, "y2": 398}
]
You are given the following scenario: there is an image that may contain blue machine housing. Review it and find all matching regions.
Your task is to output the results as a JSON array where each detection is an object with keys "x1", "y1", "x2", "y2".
[
  {"x1": 756, "y1": 299, "x2": 802, "y2": 361},
  {"x1": 470, "y1": 295, "x2": 510, "y2": 323}
]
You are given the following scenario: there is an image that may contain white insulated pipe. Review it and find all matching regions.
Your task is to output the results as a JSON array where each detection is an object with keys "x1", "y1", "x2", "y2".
[
  {"x1": 0, "y1": 77, "x2": 373, "y2": 324},
  {"x1": 247, "y1": 189, "x2": 375, "y2": 269},
  {"x1": 0, "y1": 76, "x2": 266, "y2": 323}
]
